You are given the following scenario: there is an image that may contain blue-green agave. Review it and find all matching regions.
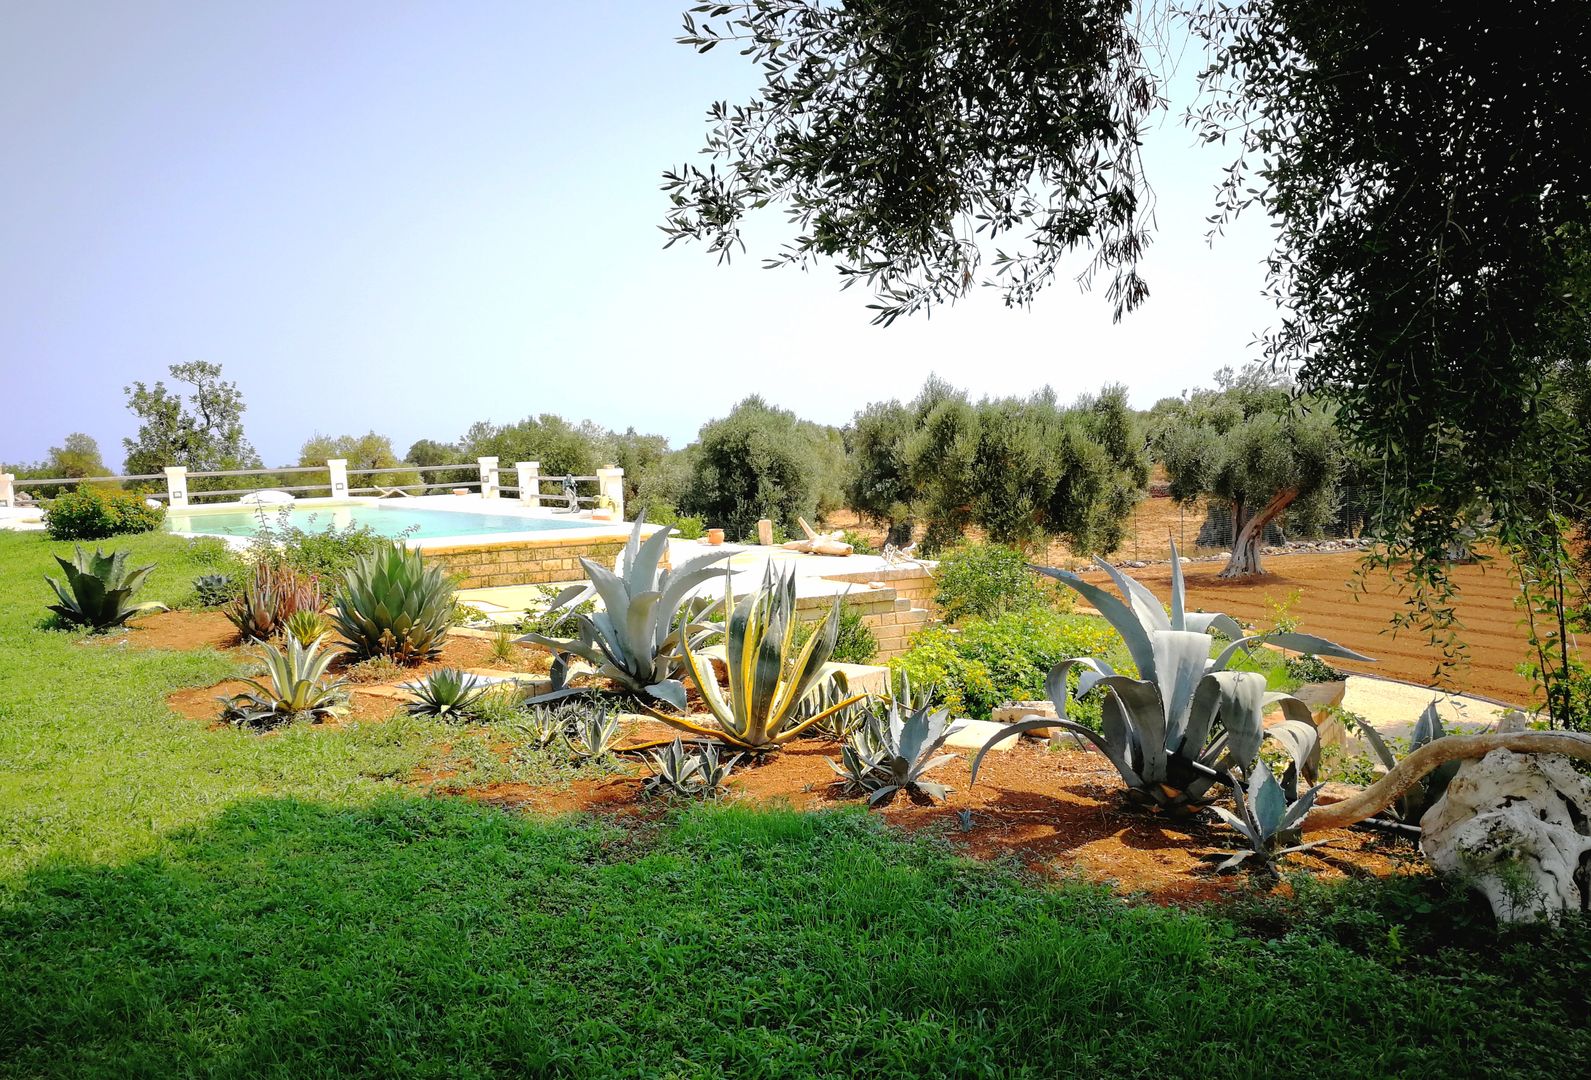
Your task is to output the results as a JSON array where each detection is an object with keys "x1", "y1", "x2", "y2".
[
  {"x1": 518, "y1": 512, "x2": 731, "y2": 709},
  {"x1": 1209, "y1": 764, "x2": 1328, "y2": 872},
  {"x1": 972, "y1": 544, "x2": 1373, "y2": 815},
  {"x1": 830, "y1": 698, "x2": 966, "y2": 805},
  {"x1": 1354, "y1": 703, "x2": 1457, "y2": 827}
]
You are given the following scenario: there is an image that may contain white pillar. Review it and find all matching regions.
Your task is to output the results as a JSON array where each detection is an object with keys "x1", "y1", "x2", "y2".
[
  {"x1": 0, "y1": 473, "x2": 13, "y2": 508},
  {"x1": 164, "y1": 466, "x2": 189, "y2": 509},
  {"x1": 517, "y1": 461, "x2": 540, "y2": 508},
  {"x1": 478, "y1": 456, "x2": 500, "y2": 498},
  {"x1": 327, "y1": 458, "x2": 349, "y2": 498},
  {"x1": 596, "y1": 466, "x2": 625, "y2": 520}
]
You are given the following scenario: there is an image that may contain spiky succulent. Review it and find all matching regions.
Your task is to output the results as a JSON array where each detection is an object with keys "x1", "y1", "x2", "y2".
[
  {"x1": 830, "y1": 698, "x2": 965, "y2": 805},
  {"x1": 45, "y1": 545, "x2": 167, "y2": 630},
  {"x1": 404, "y1": 668, "x2": 490, "y2": 719},
  {"x1": 283, "y1": 609, "x2": 331, "y2": 648},
  {"x1": 563, "y1": 705, "x2": 625, "y2": 759},
  {"x1": 520, "y1": 703, "x2": 571, "y2": 748},
  {"x1": 1209, "y1": 764, "x2": 1328, "y2": 872},
  {"x1": 192, "y1": 572, "x2": 235, "y2": 607},
  {"x1": 643, "y1": 736, "x2": 740, "y2": 798},
  {"x1": 972, "y1": 544, "x2": 1372, "y2": 816},
  {"x1": 227, "y1": 562, "x2": 320, "y2": 642},
  {"x1": 1353, "y1": 703, "x2": 1458, "y2": 828},
  {"x1": 799, "y1": 671, "x2": 872, "y2": 740},
  {"x1": 665, "y1": 567, "x2": 865, "y2": 751},
  {"x1": 331, "y1": 544, "x2": 455, "y2": 664},
  {"x1": 219, "y1": 636, "x2": 348, "y2": 727},
  {"x1": 517, "y1": 512, "x2": 731, "y2": 709}
]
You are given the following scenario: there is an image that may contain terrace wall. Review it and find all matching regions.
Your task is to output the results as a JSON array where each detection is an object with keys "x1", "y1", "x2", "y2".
[{"x1": 425, "y1": 537, "x2": 628, "y2": 589}]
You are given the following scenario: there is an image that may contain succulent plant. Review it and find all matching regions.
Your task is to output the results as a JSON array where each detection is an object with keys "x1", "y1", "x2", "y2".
[
  {"x1": 282, "y1": 609, "x2": 331, "y2": 648},
  {"x1": 331, "y1": 544, "x2": 455, "y2": 664},
  {"x1": 226, "y1": 562, "x2": 321, "y2": 642},
  {"x1": 45, "y1": 545, "x2": 167, "y2": 630},
  {"x1": 218, "y1": 636, "x2": 347, "y2": 727},
  {"x1": 799, "y1": 671, "x2": 872, "y2": 740},
  {"x1": 971, "y1": 544, "x2": 1372, "y2": 816},
  {"x1": 1352, "y1": 703, "x2": 1458, "y2": 828},
  {"x1": 665, "y1": 567, "x2": 866, "y2": 751},
  {"x1": 521, "y1": 704, "x2": 571, "y2": 748},
  {"x1": 830, "y1": 698, "x2": 966, "y2": 805},
  {"x1": 563, "y1": 704, "x2": 625, "y2": 759},
  {"x1": 643, "y1": 735, "x2": 740, "y2": 797},
  {"x1": 517, "y1": 512, "x2": 731, "y2": 709},
  {"x1": 192, "y1": 572, "x2": 235, "y2": 607},
  {"x1": 404, "y1": 668, "x2": 490, "y2": 719},
  {"x1": 1209, "y1": 764, "x2": 1328, "y2": 872}
]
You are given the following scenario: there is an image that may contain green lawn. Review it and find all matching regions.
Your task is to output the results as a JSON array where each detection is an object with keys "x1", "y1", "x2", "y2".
[{"x1": 2, "y1": 530, "x2": 1588, "y2": 1078}]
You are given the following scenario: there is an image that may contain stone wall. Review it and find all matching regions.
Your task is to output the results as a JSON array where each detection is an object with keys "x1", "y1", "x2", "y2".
[
  {"x1": 794, "y1": 565, "x2": 938, "y2": 661},
  {"x1": 424, "y1": 538, "x2": 627, "y2": 589}
]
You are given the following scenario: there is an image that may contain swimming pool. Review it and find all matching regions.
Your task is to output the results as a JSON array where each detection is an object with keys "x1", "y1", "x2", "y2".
[{"x1": 165, "y1": 502, "x2": 595, "y2": 541}]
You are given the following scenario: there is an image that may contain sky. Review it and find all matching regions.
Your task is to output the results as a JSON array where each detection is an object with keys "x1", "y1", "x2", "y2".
[{"x1": 0, "y1": 1, "x2": 1278, "y2": 470}]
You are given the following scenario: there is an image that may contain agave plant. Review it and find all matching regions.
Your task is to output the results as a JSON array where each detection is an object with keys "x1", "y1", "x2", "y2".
[
  {"x1": 564, "y1": 704, "x2": 625, "y2": 759},
  {"x1": 517, "y1": 512, "x2": 731, "y2": 708},
  {"x1": 331, "y1": 544, "x2": 455, "y2": 664},
  {"x1": 404, "y1": 668, "x2": 490, "y2": 719},
  {"x1": 971, "y1": 545, "x2": 1373, "y2": 816},
  {"x1": 1209, "y1": 764, "x2": 1328, "y2": 872},
  {"x1": 886, "y1": 668, "x2": 936, "y2": 711},
  {"x1": 192, "y1": 572, "x2": 235, "y2": 607},
  {"x1": 799, "y1": 671, "x2": 872, "y2": 740},
  {"x1": 218, "y1": 636, "x2": 348, "y2": 727},
  {"x1": 283, "y1": 609, "x2": 331, "y2": 648},
  {"x1": 830, "y1": 699, "x2": 966, "y2": 805},
  {"x1": 664, "y1": 567, "x2": 866, "y2": 751},
  {"x1": 643, "y1": 735, "x2": 740, "y2": 797},
  {"x1": 517, "y1": 703, "x2": 570, "y2": 748},
  {"x1": 227, "y1": 562, "x2": 320, "y2": 642},
  {"x1": 1353, "y1": 703, "x2": 1458, "y2": 828},
  {"x1": 45, "y1": 545, "x2": 167, "y2": 630}
]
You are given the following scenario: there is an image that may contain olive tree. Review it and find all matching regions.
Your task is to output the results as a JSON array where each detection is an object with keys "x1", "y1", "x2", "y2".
[
  {"x1": 681, "y1": 396, "x2": 816, "y2": 539},
  {"x1": 123, "y1": 361, "x2": 259, "y2": 479},
  {"x1": 1151, "y1": 369, "x2": 1343, "y2": 578}
]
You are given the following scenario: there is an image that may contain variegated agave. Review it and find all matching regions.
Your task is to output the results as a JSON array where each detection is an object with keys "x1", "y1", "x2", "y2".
[
  {"x1": 1209, "y1": 764, "x2": 1328, "y2": 872},
  {"x1": 797, "y1": 671, "x2": 872, "y2": 739},
  {"x1": 517, "y1": 512, "x2": 730, "y2": 709},
  {"x1": 218, "y1": 636, "x2": 348, "y2": 727},
  {"x1": 665, "y1": 567, "x2": 866, "y2": 751},
  {"x1": 830, "y1": 699, "x2": 966, "y2": 805},
  {"x1": 971, "y1": 544, "x2": 1373, "y2": 816}
]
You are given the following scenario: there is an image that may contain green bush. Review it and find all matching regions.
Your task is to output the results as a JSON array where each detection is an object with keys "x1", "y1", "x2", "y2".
[
  {"x1": 681, "y1": 396, "x2": 817, "y2": 539},
  {"x1": 643, "y1": 504, "x2": 707, "y2": 540},
  {"x1": 931, "y1": 542, "x2": 1067, "y2": 624},
  {"x1": 793, "y1": 601, "x2": 878, "y2": 665},
  {"x1": 245, "y1": 507, "x2": 395, "y2": 579},
  {"x1": 889, "y1": 607, "x2": 1121, "y2": 721},
  {"x1": 43, "y1": 486, "x2": 165, "y2": 541},
  {"x1": 841, "y1": 529, "x2": 878, "y2": 555}
]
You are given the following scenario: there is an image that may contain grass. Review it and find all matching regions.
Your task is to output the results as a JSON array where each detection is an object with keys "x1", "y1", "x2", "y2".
[{"x1": 2, "y1": 530, "x2": 1590, "y2": 1077}]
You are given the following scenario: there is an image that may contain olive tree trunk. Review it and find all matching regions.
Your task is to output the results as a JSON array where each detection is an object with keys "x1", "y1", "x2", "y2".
[{"x1": 1217, "y1": 488, "x2": 1298, "y2": 579}]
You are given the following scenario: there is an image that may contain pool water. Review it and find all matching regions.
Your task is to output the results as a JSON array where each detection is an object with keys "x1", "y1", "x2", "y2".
[{"x1": 165, "y1": 503, "x2": 594, "y2": 541}]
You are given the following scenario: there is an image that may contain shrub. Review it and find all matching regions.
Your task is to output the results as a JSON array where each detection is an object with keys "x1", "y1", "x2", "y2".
[
  {"x1": 514, "y1": 584, "x2": 598, "y2": 639},
  {"x1": 931, "y1": 542, "x2": 1065, "y2": 624},
  {"x1": 793, "y1": 600, "x2": 878, "y2": 664},
  {"x1": 644, "y1": 504, "x2": 707, "y2": 540},
  {"x1": 841, "y1": 529, "x2": 878, "y2": 555},
  {"x1": 889, "y1": 607, "x2": 1119, "y2": 721},
  {"x1": 44, "y1": 486, "x2": 164, "y2": 541},
  {"x1": 245, "y1": 508, "x2": 394, "y2": 579}
]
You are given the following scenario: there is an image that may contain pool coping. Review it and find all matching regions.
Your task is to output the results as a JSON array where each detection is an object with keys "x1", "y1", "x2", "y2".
[{"x1": 163, "y1": 494, "x2": 653, "y2": 550}]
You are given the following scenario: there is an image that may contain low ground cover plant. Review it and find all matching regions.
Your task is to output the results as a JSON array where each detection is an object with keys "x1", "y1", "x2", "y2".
[
  {"x1": 43, "y1": 485, "x2": 165, "y2": 541},
  {"x1": 890, "y1": 606, "x2": 1120, "y2": 721}
]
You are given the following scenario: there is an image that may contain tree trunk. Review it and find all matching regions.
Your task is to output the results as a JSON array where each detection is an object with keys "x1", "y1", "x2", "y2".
[{"x1": 1217, "y1": 488, "x2": 1298, "y2": 579}]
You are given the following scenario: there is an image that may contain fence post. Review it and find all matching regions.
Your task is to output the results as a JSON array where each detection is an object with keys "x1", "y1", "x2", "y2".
[
  {"x1": 596, "y1": 467, "x2": 624, "y2": 520},
  {"x1": 478, "y1": 456, "x2": 500, "y2": 499},
  {"x1": 517, "y1": 461, "x2": 540, "y2": 508},
  {"x1": 327, "y1": 458, "x2": 349, "y2": 498},
  {"x1": 0, "y1": 473, "x2": 13, "y2": 508},
  {"x1": 164, "y1": 466, "x2": 189, "y2": 509}
]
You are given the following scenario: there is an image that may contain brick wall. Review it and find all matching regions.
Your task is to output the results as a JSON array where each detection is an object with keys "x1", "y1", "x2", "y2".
[
  {"x1": 424, "y1": 539, "x2": 626, "y2": 589},
  {"x1": 795, "y1": 565, "x2": 938, "y2": 660}
]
